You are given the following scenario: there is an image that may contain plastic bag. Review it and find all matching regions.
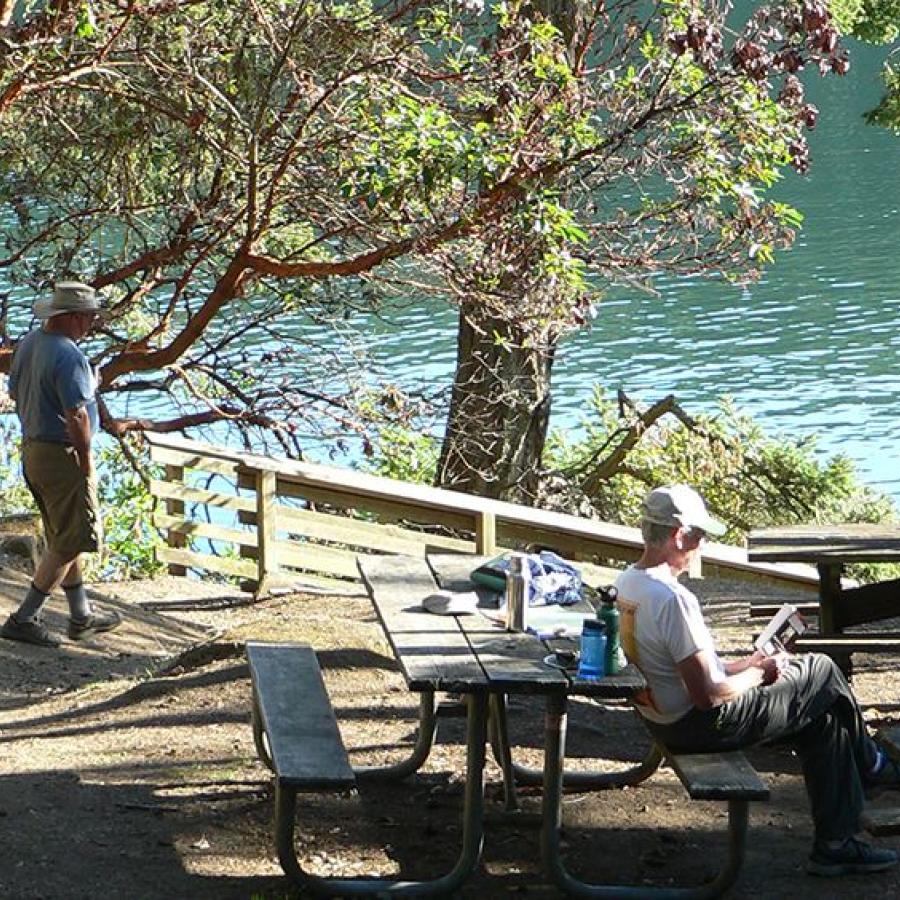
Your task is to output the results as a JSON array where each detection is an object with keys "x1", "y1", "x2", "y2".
[{"x1": 470, "y1": 550, "x2": 582, "y2": 607}]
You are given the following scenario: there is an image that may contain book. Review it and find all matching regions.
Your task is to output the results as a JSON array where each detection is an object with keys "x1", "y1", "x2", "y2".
[{"x1": 754, "y1": 602, "x2": 807, "y2": 656}]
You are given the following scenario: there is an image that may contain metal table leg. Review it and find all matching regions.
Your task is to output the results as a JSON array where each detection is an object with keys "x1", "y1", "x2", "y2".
[
  {"x1": 540, "y1": 694, "x2": 750, "y2": 899},
  {"x1": 488, "y1": 693, "x2": 520, "y2": 810},
  {"x1": 489, "y1": 692, "x2": 662, "y2": 790},
  {"x1": 274, "y1": 692, "x2": 489, "y2": 896}
]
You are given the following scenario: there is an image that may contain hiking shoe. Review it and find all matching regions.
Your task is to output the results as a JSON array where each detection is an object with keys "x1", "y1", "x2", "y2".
[
  {"x1": 866, "y1": 753, "x2": 900, "y2": 799},
  {"x1": 1, "y1": 613, "x2": 61, "y2": 648},
  {"x1": 68, "y1": 609, "x2": 122, "y2": 641},
  {"x1": 807, "y1": 837, "x2": 898, "y2": 876}
]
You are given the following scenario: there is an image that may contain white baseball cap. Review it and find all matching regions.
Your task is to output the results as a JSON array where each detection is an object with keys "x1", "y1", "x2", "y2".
[
  {"x1": 641, "y1": 484, "x2": 726, "y2": 537},
  {"x1": 33, "y1": 282, "x2": 104, "y2": 320}
]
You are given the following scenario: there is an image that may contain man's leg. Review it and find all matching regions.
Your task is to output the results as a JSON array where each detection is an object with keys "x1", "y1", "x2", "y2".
[
  {"x1": 60, "y1": 556, "x2": 91, "y2": 620},
  {"x1": 650, "y1": 653, "x2": 896, "y2": 875},
  {"x1": 1, "y1": 547, "x2": 79, "y2": 648},
  {"x1": 61, "y1": 555, "x2": 121, "y2": 640}
]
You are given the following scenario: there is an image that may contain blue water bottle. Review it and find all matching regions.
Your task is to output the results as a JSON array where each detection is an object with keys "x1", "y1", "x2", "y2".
[{"x1": 577, "y1": 619, "x2": 607, "y2": 680}]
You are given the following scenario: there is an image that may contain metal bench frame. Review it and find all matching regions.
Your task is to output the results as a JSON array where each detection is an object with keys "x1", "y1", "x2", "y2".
[
  {"x1": 541, "y1": 694, "x2": 769, "y2": 899},
  {"x1": 249, "y1": 641, "x2": 490, "y2": 896}
]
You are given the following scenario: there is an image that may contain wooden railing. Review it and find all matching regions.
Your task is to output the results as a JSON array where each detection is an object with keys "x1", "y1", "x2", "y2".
[{"x1": 146, "y1": 433, "x2": 819, "y2": 595}]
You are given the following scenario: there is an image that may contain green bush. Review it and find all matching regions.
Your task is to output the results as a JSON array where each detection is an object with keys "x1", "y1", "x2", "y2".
[
  {"x1": 546, "y1": 391, "x2": 895, "y2": 538},
  {"x1": 369, "y1": 388, "x2": 896, "y2": 582},
  {"x1": 0, "y1": 427, "x2": 165, "y2": 581},
  {"x1": 91, "y1": 443, "x2": 166, "y2": 581},
  {"x1": 545, "y1": 391, "x2": 897, "y2": 582}
]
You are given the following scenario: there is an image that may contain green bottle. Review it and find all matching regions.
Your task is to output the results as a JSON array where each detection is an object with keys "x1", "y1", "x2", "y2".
[{"x1": 597, "y1": 585, "x2": 623, "y2": 675}]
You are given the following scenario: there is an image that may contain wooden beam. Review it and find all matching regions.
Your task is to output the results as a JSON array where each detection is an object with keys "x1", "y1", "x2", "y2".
[
  {"x1": 163, "y1": 464, "x2": 186, "y2": 576},
  {"x1": 475, "y1": 512, "x2": 496, "y2": 555},
  {"x1": 255, "y1": 469, "x2": 279, "y2": 597}
]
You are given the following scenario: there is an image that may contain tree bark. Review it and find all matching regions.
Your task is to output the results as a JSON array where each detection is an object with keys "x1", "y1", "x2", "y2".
[{"x1": 436, "y1": 302, "x2": 555, "y2": 502}]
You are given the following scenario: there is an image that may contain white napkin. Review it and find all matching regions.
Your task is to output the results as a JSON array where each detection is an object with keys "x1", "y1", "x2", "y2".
[{"x1": 422, "y1": 590, "x2": 479, "y2": 615}]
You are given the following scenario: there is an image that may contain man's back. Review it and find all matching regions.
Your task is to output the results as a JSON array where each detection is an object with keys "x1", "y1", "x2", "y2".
[
  {"x1": 616, "y1": 564, "x2": 726, "y2": 723},
  {"x1": 10, "y1": 328, "x2": 98, "y2": 443}
]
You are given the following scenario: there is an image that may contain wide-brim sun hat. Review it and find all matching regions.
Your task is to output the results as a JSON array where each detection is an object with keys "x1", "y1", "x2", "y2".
[
  {"x1": 641, "y1": 484, "x2": 727, "y2": 537},
  {"x1": 33, "y1": 281, "x2": 105, "y2": 320}
]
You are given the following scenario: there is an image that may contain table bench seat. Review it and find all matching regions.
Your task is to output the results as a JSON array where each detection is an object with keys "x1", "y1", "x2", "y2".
[
  {"x1": 247, "y1": 641, "x2": 355, "y2": 791},
  {"x1": 666, "y1": 748, "x2": 769, "y2": 802},
  {"x1": 248, "y1": 638, "x2": 490, "y2": 896}
]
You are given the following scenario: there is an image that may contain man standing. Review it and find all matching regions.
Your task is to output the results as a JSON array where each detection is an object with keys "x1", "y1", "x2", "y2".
[
  {"x1": 1, "y1": 282, "x2": 121, "y2": 648},
  {"x1": 617, "y1": 484, "x2": 900, "y2": 877}
]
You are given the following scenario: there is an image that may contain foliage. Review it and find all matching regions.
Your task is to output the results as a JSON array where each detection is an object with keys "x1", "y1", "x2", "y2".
[
  {"x1": 90, "y1": 442, "x2": 166, "y2": 580},
  {"x1": 832, "y1": 0, "x2": 900, "y2": 130},
  {"x1": 0, "y1": 0, "x2": 857, "y2": 484},
  {"x1": 0, "y1": 425, "x2": 165, "y2": 580},
  {"x1": 544, "y1": 390, "x2": 896, "y2": 547},
  {"x1": 366, "y1": 424, "x2": 440, "y2": 485},
  {"x1": 0, "y1": 418, "x2": 38, "y2": 514},
  {"x1": 370, "y1": 383, "x2": 896, "y2": 576}
]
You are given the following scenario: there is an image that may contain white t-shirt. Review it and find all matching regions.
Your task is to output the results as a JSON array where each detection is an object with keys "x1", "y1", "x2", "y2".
[{"x1": 615, "y1": 564, "x2": 727, "y2": 724}]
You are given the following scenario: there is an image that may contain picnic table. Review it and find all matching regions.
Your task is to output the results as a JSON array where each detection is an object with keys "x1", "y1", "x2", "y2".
[
  {"x1": 350, "y1": 552, "x2": 764, "y2": 897},
  {"x1": 247, "y1": 552, "x2": 770, "y2": 897},
  {"x1": 748, "y1": 524, "x2": 900, "y2": 671}
]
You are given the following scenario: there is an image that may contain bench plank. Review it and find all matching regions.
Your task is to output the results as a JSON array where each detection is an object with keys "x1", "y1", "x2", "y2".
[
  {"x1": 668, "y1": 751, "x2": 769, "y2": 801},
  {"x1": 247, "y1": 642, "x2": 355, "y2": 790},
  {"x1": 749, "y1": 525, "x2": 900, "y2": 563},
  {"x1": 749, "y1": 601, "x2": 820, "y2": 619},
  {"x1": 794, "y1": 635, "x2": 900, "y2": 653},
  {"x1": 358, "y1": 554, "x2": 488, "y2": 693}
]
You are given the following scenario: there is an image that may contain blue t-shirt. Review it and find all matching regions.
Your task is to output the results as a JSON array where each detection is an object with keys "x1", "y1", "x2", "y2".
[{"x1": 8, "y1": 328, "x2": 99, "y2": 442}]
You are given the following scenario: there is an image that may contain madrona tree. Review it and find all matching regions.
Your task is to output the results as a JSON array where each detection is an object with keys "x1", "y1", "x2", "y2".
[{"x1": 0, "y1": 1, "x2": 857, "y2": 496}]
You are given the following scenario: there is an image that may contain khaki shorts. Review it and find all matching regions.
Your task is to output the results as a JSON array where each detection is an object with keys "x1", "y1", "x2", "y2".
[{"x1": 23, "y1": 440, "x2": 102, "y2": 555}]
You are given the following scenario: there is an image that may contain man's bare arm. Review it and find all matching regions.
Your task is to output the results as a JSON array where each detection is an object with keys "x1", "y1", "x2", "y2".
[
  {"x1": 677, "y1": 650, "x2": 770, "y2": 710},
  {"x1": 64, "y1": 406, "x2": 93, "y2": 476}
]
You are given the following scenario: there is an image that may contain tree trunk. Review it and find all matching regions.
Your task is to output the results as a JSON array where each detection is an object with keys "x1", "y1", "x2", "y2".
[{"x1": 436, "y1": 302, "x2": 555, "y2": 502}]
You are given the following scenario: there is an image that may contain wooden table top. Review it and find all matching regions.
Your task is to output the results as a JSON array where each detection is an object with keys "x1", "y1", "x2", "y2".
[
  {"x1": 748, "y1": 524, "x2": 900, "y2": 564},
  {"x1": 358, "y1": 552, "x2": 644, "y2": 699}
]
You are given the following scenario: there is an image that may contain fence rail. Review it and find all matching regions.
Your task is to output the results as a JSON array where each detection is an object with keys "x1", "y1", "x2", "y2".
[{"x1": 146, "y1": 433, "x2": 819, "y2": 595}]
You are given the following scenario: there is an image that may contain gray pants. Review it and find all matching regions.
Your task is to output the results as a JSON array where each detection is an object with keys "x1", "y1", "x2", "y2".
[{"x1": 646, "y1": 653, "x2": 877, "y2": 842}]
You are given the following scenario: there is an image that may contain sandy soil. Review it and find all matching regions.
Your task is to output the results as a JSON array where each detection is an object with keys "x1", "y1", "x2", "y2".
[{"x1": 1, "y1": 569, "x2": 899, "y2": 899}]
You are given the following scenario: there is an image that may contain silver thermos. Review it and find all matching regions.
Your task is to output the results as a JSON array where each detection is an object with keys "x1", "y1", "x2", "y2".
[{"x1": 505, "y1": 553, "x2": 530, "y2": 632}]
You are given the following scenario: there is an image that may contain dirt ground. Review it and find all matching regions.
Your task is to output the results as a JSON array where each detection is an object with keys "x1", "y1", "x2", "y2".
[{"x1": 1, "y1": 566, "x2": 899, "y2": 900}]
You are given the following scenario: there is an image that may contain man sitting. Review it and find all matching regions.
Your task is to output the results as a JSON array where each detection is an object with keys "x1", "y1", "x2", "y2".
[{"x1": 616, "y1": 484, "x2": 900, "y2": 877}]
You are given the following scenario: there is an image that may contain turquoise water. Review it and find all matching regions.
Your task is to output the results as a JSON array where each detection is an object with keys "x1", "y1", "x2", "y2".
[
  {"x1": 4, "y1": 36, "x2": 900, "y2": 502},
  {"x1": 362, "y1": 38, "x2": 900, "y2": 500}
]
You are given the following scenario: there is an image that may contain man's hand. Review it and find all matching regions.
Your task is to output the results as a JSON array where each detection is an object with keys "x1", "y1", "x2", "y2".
[
  {"x1": 757, "y1": 651, "x2": 791, "y2": 686},
  {"x1": 76, "y1": 450, "x2": 94, "y2": 479},
  {"x1": 64, "y1": 405, "x2": 94, "y2": 478}
]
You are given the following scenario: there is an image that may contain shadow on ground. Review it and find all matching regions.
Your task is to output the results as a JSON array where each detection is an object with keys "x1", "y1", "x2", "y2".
[{"x1": 0, "y1": 566, "x2": 213, "y2": 710}]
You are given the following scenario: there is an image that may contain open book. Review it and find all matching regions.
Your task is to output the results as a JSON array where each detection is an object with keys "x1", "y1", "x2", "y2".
[{"x1": 754, "y1": 602, "x2": 807, "y2": 656}]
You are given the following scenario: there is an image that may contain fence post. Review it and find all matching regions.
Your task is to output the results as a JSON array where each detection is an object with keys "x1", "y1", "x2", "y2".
[
  {"x1": 255, "y1": 468, "x2": 278, "y2": 596},
  {"x1": 475, "y1": 511, "x2": 496, "y2": 555},
  {"x1": 164, "y1": 464, "x2": 187, "y2": 576}
]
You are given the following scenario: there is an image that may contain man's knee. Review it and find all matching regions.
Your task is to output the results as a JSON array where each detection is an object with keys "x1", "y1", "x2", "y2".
[{"x1": 798, "y1": 652, "x2": 855, "y2": 700}]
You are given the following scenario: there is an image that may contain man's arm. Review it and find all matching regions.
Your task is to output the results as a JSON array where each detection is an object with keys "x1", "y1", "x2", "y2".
[
  {"x1": 64, "y1": 405, "x2": 93, "y2": 477},
  {"x1": 677, "y1": 649, "x2": 781, "y2": 710}
]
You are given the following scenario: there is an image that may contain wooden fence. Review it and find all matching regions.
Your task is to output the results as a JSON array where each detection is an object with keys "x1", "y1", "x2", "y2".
[{"x1": 146, "y1": 433, "x2": 819, "y2": 595}]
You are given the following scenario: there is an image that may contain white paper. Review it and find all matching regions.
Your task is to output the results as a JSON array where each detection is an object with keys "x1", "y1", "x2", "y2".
[{"x1": 754, "y1": 602, "x2": 807, "y2": 656}]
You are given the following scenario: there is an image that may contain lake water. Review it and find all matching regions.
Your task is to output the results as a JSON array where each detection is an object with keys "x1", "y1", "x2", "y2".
[
  {"x1": 3, "y1": 34, "x2": 899, "y2": 504},
  {"x1": 362, "y1": 37, "x2": 900, "y2": 501}
]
